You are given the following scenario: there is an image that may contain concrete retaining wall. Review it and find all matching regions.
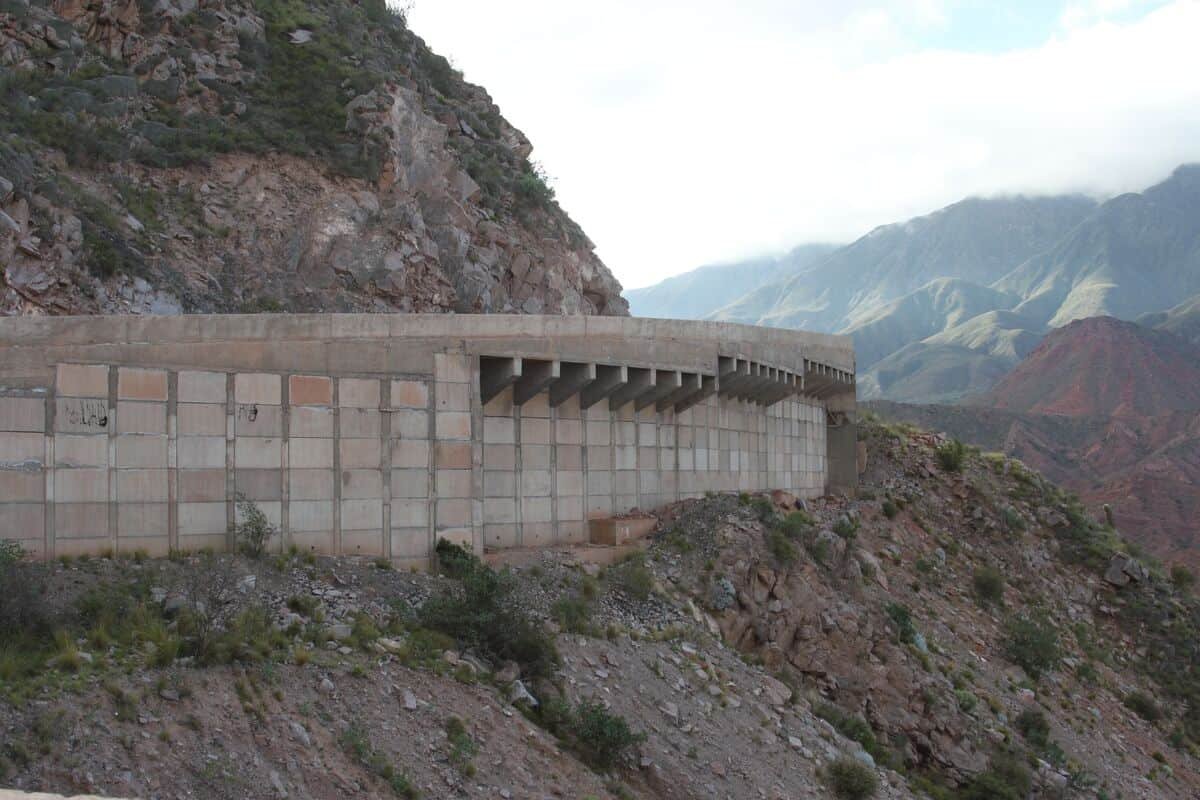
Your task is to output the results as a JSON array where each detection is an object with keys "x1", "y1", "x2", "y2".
[{"x1": 0, "y1": 314, "x2": 855, "y2": 566}]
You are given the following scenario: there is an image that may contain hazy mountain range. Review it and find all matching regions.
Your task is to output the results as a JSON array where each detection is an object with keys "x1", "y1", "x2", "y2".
[{"x1": 629, "y1": 164, "x2": 1200, "y2": 404}]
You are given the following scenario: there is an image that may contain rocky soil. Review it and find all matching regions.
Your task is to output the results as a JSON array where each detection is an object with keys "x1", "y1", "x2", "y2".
[
  {"x1": 3, "y1": 421, "x2": 1199, "y2": 799},
  {"x1": 0, "y1": 0, "x2": 627, "y2": 317}
]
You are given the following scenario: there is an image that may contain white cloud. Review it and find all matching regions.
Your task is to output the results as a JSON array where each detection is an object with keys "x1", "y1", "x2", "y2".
[{"x1": 407, "y1": 1, "x2": 1200, "y2": 289}]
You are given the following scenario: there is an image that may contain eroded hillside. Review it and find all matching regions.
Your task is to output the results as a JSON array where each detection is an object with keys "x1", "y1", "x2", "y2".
[
  {"x1": 0, "y1": 0, "x2": 627, "y2": 316},
  {"x1": 2, "y1": 421, "x2": 1198, "y2": 799}
]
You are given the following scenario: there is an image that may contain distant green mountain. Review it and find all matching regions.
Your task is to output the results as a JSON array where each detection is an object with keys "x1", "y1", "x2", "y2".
[
  {"x1": 624, "y1": 243, "x2": 836, "y2": 319},
  {"x1": 709, "y1": 194, "x2": 1097, "y2": 332},
  {"x1": 629, "y1": 165, "x2": 1200, "y2": 403},
  {"x1": 998, "y1": 165, "x2": 1200, "y2": 327},
  {"x1": 1140, "y1": 293, "x2": 1200, "y2": 346}
]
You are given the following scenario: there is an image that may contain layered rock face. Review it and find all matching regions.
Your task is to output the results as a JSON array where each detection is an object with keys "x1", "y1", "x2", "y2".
[{"x1": 0, "y1": 0, "x2": 628, "y2": 317}]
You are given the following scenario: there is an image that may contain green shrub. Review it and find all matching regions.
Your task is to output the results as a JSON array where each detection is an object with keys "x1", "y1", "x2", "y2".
[
  {"x1": 419, "y1": 546, "x2": 558, "y2": 680},
  {"x1": 1015, "y1": 708, "x2": 1050, "y2": 749},
  {"x1": 235, "y1": 494, "x2": 275, "y2": 557},
  {"x1": 434, "y1": 538, "x2": 476, "y2": 578},
  {"x1": 777, "y1": 510, "x2": 814, "y2": 538},
  {"x1": 568, "y1": 700, "x2": 644, "y2": 770},
  {"x1": 1002, "y1": 613, "x2": 1060, "y2": 679},
  {"x1": 881, "y1": 500, "x2": 898, "y2": 519},
  {"x1": 612, "y1": 554, "x2": 654, "y2": 601},
  {"x1": 823, "y1": 757, "x2": 878, "y2": 799},
  {"x1": 959, "y1": 751, "x2": 1032, "y2": 800},
  {"x1": 1171, "y1": 565, "x2": 1195, "y2": 593},
  {"x1": 750, "y1": 495, "x2": 777, "y2": 523},
  {"x1": 1124, "y1": 691, "x2": 1161, "y2": 722},
  {"x1": 833, "y1": 515, "x2": 860, "y2": 539},
  {"x1": 972, "y1": 566, "x2": 1006, "y2": 608},
  {"x1": 552, "y1": 595, "x2": 593, "y2": 634},
  {"x1": 445, "y1": 716, "x2": 478, "y2": 774},
  {"x1": 767, "y1": 529, "x2": 798, "y2": 565},
  {"x1": 885, "y1": 603, "x2": 916, "y2": 645},
  {"x1": 935, "y1": 439, "x2": 966, "y2": 472}
]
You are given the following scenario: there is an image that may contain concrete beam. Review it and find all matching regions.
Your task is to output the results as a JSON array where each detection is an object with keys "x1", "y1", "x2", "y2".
[
  {"x1": 608, "y1": 367, "x2": 652, "y2": 410},
  {"x1": 717, "y1": 358, "x2": 751, "y2": 398},
  {"x1": 635, "y1": 369, "x2": 681, "y2": 411},
  {"x1": 512, "y1": 359, "x2": 560, "y2": 405},
  {"x1": 549, "y1": 361, "x2": 596, "y2": 407},
  {"x1": 655, "y1": 371, "x2": 700, "y2": 412},
  {"x1": 480, "y1": 356, "x2": 522, "y2": 405},
  {"x1": 674, "y1": 374, "x2": 717, "y2": 413},
  {"x1": 580, "y1": 364, "x2": 627, "y2": 409}
]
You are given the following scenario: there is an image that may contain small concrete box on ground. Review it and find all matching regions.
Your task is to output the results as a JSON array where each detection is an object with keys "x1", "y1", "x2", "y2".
[
  {"x1": 588, "y1": 516, "x2": 657, "y2": 546},
  {"x1": 0, "y1": 314, "x2": 856, "y2": 567}
]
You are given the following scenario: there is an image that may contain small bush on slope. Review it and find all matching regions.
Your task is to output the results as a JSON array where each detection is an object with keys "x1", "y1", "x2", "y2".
[
  {"x1": 823, "y1": 757, "x2": 878, "y2": 799},
  {"x1": 1002, "y1": 612, "x2": 1061, "y2": 680},
  {"x1": 421, "y1": 540, "x2": 558, "y2": 680}
]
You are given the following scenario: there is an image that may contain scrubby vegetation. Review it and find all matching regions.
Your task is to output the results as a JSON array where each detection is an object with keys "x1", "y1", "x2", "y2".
[
  {"x1": 823, "y1": 756, "x2": 879, "y2": 799},
  {"x1": 421, "y1": 540, "x2": 559, "y2": 680},
  {"x1": 935, "y1": 438, "x2": 966, "y2": 472}
]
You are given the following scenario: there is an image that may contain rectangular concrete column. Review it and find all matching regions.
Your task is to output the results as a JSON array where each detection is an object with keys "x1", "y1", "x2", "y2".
[
  {"x1": 434, "y1": 353, "x2": 476, "y2": 553},
  {"x1": 518, "y1": 390, "x2": 553, "y2": 547},
  {"x1": 0, "y1": 390, "x2": 49, "y2": 558},
  {"x1": 52, "y1": 364, "x2": 111, "y2": 557},
  {"x1": 177, "y1": 370, "x2": 229, "y2": 553},
  {"x1": 114, "y1": 367, "x2": 169, "y2": 556},
  {"x1": 389, "y1": 378, "x2": 433, "y2": 567},
  {"x1": 554, "y1": 395, "x2": 585, "y2": 543},
  {"x1": 288, "y1": 374, "x2": 335, "y2": 554},
  {"x1": 339, "y1": 378, "x2": 384, "y2": 556},
  {"x1": 482, "y1": 387, "x2": 517, "y2": 550},
  {"x1": 233, "y1": 373, "x2": 283, "y2": 552}
]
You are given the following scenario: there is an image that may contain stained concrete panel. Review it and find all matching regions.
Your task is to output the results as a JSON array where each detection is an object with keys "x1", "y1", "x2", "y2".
[
  {"x1": 341, "y1": 498, "x2": 382, "y2": 530},
  {"x1": 340, "y1": 438, "x2": 381, "y2": 469},
  {"x1": 391, "y1": 440, "x2": 429, "y2": 468},
  {"x1": 178, "y1": 403, "x2": 226, "y2": 436},
  {"x1": 116, "y1": 435, "x2": 168, "y2": 468},
  {"x1": 178, "y1": 502, "x2": 228, "y2": 535},
  {"x1": 54, "y1": 502, "x2": 109, "y2": 538},
  {"x1": 0, "y1": 503, "x2": 44, "y2": 540},
  {"x1": 339, "y1": 378, "x2": 380, "y2": 408},
  {"x1": 392, "y1": 410, "x2": 429, "y2": 439},
  {"x1": 55, "y1": 469, "x2": 108, "y2": 503},
  {"x1": 0, "y1": 397, "x2": 45, "y2": 432},
  {"x1": 390, "y1": 469, "x2": 429, "y2": 498},
  {"x1": 341, "y1": 408, "x2": 382, "y2": 438},
  {"x1": 289, "y1": 438, "x2": 334, "y2": 469},
  {"x1": 56, "y1": 364, "x2": 109, "y2": 397},
  {"x1": 291, "y1": 406, "x2": 335, "y2": 438},
  {"x1": 340, "y1": 469, "x2": 382, "y2": 499},
  {"x1": 0, "y1": 471, "x2": 45, "y2": 502},
  {"x1": 55, "y1": 435, "x2": 107, "y2": 468},
  {"x1": 289, "y1": 375, "x2": 333, "y2": 406},
  {"x1": 118, "y1": 368, "x2": 167, "y2": 401},
  {"x1": 178, "y1": 469, "x2": 227, "y2": 502},
  {"x1": 235, "y1": 373, "x2": 281, "y2": 406},
  {"x1": 290, "y1": 469, "x2": 335, "y2": 500},
  {"x1": 179, "y1": 371, "x2": 227, "y2": 403},
  {"x1": 236, "y1": 437, "x2": 282, "y2": 469},
  {"x1": 178, "y1": 436, "x2": 226, "y2": 469},
  {"x1": 391, "y1": 380, "x2": 428, "y2": 409},
  {"x1": 117, "y1": 469, "x2": 169, "y2": 502},
  {"x1": 0, "y1": 432, "x2": 45, "y2": 465}
]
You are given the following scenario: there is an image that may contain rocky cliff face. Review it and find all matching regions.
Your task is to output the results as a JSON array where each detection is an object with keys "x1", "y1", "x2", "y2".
[{"x1": 0, "y1": 0, "x2": 628, "y2": 317}]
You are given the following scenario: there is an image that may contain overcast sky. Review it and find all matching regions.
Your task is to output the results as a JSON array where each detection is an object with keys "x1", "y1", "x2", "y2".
[{"x1": 407, "y1": 0, "x2": 1200, "y2": 290}]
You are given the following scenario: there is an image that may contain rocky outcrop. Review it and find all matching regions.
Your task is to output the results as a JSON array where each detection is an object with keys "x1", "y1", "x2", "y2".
[{"x1": 0, "y1": 0, "x2": 627, "y2": 317}]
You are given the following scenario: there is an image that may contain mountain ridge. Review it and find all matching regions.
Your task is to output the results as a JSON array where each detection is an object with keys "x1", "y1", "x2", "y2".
[{"x1": 0, "y1": 0, "x2": 627, "y2": 318}]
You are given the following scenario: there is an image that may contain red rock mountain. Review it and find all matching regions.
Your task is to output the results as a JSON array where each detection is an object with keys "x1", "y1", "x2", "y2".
[
  {"x1": 873, "y1": 317, "x2": 1200, "y2": 568},
  {"x1": 984, "y1": 316, "x2": 1200, "y2": 416}
]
